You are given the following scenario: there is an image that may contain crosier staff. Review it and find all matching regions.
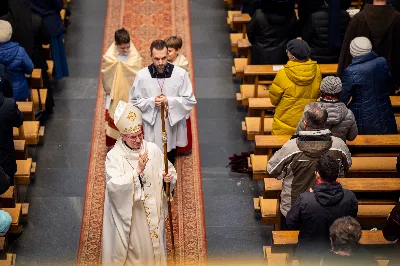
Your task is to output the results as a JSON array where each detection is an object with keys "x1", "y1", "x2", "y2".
[{"x1": 160, "y1": 99, "x2": 176, "y2": 265}]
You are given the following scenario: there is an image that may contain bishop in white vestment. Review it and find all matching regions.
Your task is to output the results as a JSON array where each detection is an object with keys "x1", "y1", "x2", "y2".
[
  {"x1": 102, "y1": 101, "x2": 177, "y2": 266},
  {"x1": 129, "y1": 40, "x2": 196, "y2": 164}
]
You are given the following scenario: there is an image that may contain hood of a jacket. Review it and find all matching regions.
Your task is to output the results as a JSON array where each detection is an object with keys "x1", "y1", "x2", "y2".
[
  {"x1": 314, "y1": 182, "x2": 344, "y2": 206},
  {"x1": 0, "y1": 42, "x2": 19, "y2": 66},
  {"x1": 296, "y1": 130, "x2": 332, "y2": 157},
  {"x1": 363, "y1": 4, "x2": 397, "y2": 45},
  {"x1": 320, "y1": 100, "x2": 348, "y2": 126},
  {"x1": 284, "y1": 59, "x2": 318, "y2": 86}
]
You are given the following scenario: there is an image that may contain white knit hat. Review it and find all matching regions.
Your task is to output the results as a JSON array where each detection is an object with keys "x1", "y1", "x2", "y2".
[
  {"x1": 0, "y1": 20, "x2": 12, "y2": 44},
  {"x1": 350, "y1": 37, "x2": 372, "y2": 57},
  {"x1": 114, "y1": 101, "x2": 142, "y2": 134}
]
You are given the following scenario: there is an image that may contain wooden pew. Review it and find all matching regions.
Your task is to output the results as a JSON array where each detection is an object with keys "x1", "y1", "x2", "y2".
[
  {"x1": 13, "y1": 121, "x2": 45, "y2": 145},
  {"x1": 46, "y1": 60, "x2": 54, "y2": 80},
  {"x1": 42, "y1": 44, "x2": 51, "y2": 60},
  {"x1": 15, "y1": 159, "x2": 35, "y2": 185},
  {"x1": 2, "y1": 204, "x2": 22, "y2": 233},
  {"x1": 15, "y1": 102, "x2": 34, "y2": 121},
  {"x1": 237, "y1": 64, "x2": 337, "y2": 105},
  {"x1": 254, "y1": 135, "x2": 400, "y2": 156},
  {"x1": 0, "y1": 254, "x2": 16, "y2": 266},
  {"x1": 28, "y1": 69, "x2": 42, "y2": 88},
  {"x1": 250, "y1": 155, "x2": 399, "y2": 180},
  {"x1": 13, "y1": 140, "x2": 27, "y2": 160},
  {"x1": 30, "y1": 88, "x2": 48, "y2": 111},
  {"x1": 0, "y1": 187, "x2": 15, "y2": 209}
]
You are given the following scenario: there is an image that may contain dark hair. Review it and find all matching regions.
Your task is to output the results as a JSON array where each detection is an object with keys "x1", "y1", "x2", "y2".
[
  {"x1": 114, "y1": 28, "x2": 130, "y2": 45},
  {"x1": 303, "y1": 102, "x2": 328, "y2": 130},
  {"x1": 316, "y1": 154, "x2": 340, "y2": 183},
  {"x1": 165, "y1": 36, "x2": 182, "y2": 50},
  {"x1": 330, "y1": 216, "x2": 362, "y2": 254},
  {"x1": 150, "y1": 40, "x2": 167, "y2": 55}
]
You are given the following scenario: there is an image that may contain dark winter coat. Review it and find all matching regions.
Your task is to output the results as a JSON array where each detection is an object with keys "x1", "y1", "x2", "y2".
[
  {"x1": 247, "y1": 8, "x2": 297, "y2": 65},
  {"x1": 286, "y1": 182, "x2": 358, "y2": 261},
  {"x1": 296, "y1": 100, "x2": 358, "y2": 141},
  {"x1": 302, "y1": 6, "x2": 351, "y2": 63},
  {"x1": 0, "y1": 92, "x2": 23, "y2": 186},
  {"x1": 337, "y1": 4, "x2": 400, "y2": 93},
  {"x1": 31, "y1": 0, "x2": 64, "y2": 38},
  {"x1": 321, "y1": 247, "x2": 379, "y2": 266},
  {"x1": 0, "y1": 41, "x2": 34, "y2": 101},
  {"x1": 341, "y1": 52, "x2": 397, "y2": 135}
]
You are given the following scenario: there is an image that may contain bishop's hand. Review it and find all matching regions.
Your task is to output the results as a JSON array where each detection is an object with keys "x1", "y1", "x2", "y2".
[
  {"x1": 162, "y1": 172, "x2": 172, "y2": 183},
  {"x1": 136, "y1": 152, "x2": 149, "y2": 175}
]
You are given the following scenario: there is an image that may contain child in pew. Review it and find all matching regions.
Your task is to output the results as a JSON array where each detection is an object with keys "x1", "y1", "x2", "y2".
[
  {"x1": 341, "y1": 37, "x2": 397, "y2": 135},
  {"x1": 296, "y1": 76, "x2": 358, "y2": 141},
  {"x1": 0, "y1": 20, "x2": 33, "y2": 101},
  {"x1": 269, "y1": 39, "x2": 321, "y2": 135},
  {"x1": 165, "y1": 36, "x2": 193, "y2": 156},
  {"x1": 321, "y1": 216, "x2": 378, "y2": 266}
]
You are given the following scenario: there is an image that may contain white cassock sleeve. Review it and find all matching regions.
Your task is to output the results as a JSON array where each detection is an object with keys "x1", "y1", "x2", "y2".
[
  {"x1": 129, "y1": 75, "x2": 158, "y2": 125},
  {"x1": 106, "y1": 153, "x2": 143, "y2": 206},
  {"x1": 167, "y1": 72, "x2": 197, "y2": 126}
]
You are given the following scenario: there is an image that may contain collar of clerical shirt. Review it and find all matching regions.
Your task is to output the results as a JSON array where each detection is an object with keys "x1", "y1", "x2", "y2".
[{"x1": 148, "y1": 62, "x2": 174, "y2": 78}]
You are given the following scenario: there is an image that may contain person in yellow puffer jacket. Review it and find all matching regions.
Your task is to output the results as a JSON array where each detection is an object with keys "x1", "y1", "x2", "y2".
[{"x1": 270, "y1": 39, "x2": 322, "y2": 135}]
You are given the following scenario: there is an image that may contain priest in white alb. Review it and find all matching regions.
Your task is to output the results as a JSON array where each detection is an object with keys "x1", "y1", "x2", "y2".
[
  {"x1": 129, "y1": 39, "x2": 196, "y2": 164},
  {"x1": 102, "y1": 100, "x2": 177, "y2": 266},
  {"x1": 102, "y1": 28, "x2": 142, "y2": 149}
]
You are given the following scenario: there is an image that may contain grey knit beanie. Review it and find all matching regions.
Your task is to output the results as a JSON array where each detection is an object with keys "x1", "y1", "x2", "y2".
[
  {"x1": 350, "y1": 37, "x2": 372, "y2": 57},
  {"x1": 0, "y1": 20, "x2": 12, "y2": 44},
  {"x1": 320, "y1": 76, "x2": 342, "y2": 94}
]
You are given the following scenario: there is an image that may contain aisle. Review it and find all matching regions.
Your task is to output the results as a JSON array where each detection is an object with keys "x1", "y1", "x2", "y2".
[
  {"x1": 10, "y1": 1, "x2": 107, "y2": 264},
  {"x1": 190, "y1": 0, "x2": 271, "y2": 262}
]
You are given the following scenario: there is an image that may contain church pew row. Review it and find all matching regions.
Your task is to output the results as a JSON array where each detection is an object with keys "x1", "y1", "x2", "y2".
[
  {"x1": 13, "y1": 140, "x2": 27, "y2": 160},
  {"x1": 254, "y1": 134, "x2": 400, "y2": 156},
  {"x1": 242, "y1": 116, "x2": 400, "y2": 141},
  {"x1": 30, "y1": 88, "x2": 48, "y2": 111},
  {"x1": 254, "y1": 197, "x2": 396, "y2": 230},
  {"x1": 15, "y1": 159, "x2": 35, "y2": 185},
  {"x1": 250, "y1": 155, "x2": 399, "y2": 180},
  {"x1": 27, "y1": 69, "x2": 42, "y2": 88},
  {"x1": 13, "y1": 121, "x2": 45, "y2": 145},
  {"x1": 16, "y1": 102, "x2": 34, "y2": 121}
]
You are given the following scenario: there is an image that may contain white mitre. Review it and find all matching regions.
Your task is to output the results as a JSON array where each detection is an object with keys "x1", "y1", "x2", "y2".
[{"x1": 114, "y1": 101, "x2": 142, "y2": 134}]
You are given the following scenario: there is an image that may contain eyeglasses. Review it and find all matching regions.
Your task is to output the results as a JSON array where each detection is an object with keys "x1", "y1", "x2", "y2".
[{"x1": 123, "y1": 132, "x2": 143, "y2": 140}]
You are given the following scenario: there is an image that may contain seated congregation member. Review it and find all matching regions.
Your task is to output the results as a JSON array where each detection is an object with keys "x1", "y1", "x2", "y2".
[
  {"x1": 31, "y1": 0, "x2": 69, "y2": 80},
  {"x1": 269, "y1": 39, "x2": 321, "y2": 135},
  {"x1": 302, "y1": 0, "x2": 351, "y2": 63},
  {"x1": 286, "y1": 155, "x2": 358, "y2": 265},
  {"x1": 321, "y1": 216, "x2": 379, "y2": 266},
  {"x1": 297, "y1": 76, "x2": 358, "y2": 141},
  {"x1": 102, "y1": 28, "x2": 142, "y2": 149},
  {"x1": 0, "y1": 70, "x2": 23, "y2": 187},
  {"x1": 102, "y1": 101, "x2": 177, "y2": 265},
  {"x1": 267, "y1": 102, "x2": 352, "y2": 219},
  {"x1": 0, "y1": 20, "x2": 33, "y2": 101},
  {"x1": 246, "y1": 0, "x2": 296, "y2": 65},
  {"x1": 342, "y1": 37, "x2": 397, "y2": 135},
  {"x1": 337, "y1": 0, "x2": 400, "y2": 94}
]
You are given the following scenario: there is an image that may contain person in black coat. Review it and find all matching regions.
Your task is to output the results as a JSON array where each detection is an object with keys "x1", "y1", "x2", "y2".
[
  {"x1": 247, "y1": 0, "x2": 297, "y2": 65},
  {"x1": 286, "y1": 154, "x2": 358, "y2": 265},
  {"x1": 0, "y1": 67, "x2": 23, "y2": 187},
  {"x1": 302, "y1": 0, "x2": 351, "y2": 63}
]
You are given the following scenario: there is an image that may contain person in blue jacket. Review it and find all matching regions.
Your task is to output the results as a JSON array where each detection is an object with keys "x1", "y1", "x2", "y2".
[
  {"x1": 341, "y1": 37, "x2": 397, "y2": 135},
  {"x1": 0, "y1": 20, "x2": 33, "y2": 101}
]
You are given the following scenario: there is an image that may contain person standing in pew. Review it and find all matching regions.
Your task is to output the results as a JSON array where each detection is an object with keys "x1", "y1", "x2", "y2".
[
  {"x1": 286, "y1": 155, "x2": 358, "y2": 265},
  {"x1": 321, "y1": 216, "x2": 378, "y2": 266},
  {"x1": 0, "y1": 70, "x2": 23, "y2": 187},
  {"x1": 341, "y1": 37, "x2": 397, "y2": 135},
  {"x1": 0, "y1": 20, "x2": 33, "y2": 101},
  {"x1": 102, "y1": 28, "x2": 142, "y2": 150},
  {"x1": 296, "y1": 76, "x2": 358, "y2": 141},
  {"x1": 246, "y1": 0, "x2": 297, "y2": 65},
  {"x1": 269, "y1": 39, "x2": 321, "y2": 135},
  {"x1": 301, "y1": 0, "x2": 351, "y2": 64},
  {"x1": 129, "y1": 40, "x2": 196, "y2": 165},
  {"x1": 102, "y1": 101, "x2": 177, "y2": 266},
  {"x1": 267, "y1": 102, "x2": 352, "y2": 219},
  {"x1": 337, "y1": 0, "x2": 400, "y2": 95}
]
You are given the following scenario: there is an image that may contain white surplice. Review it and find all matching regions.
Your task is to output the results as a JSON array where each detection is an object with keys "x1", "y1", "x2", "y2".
[
  {"x1": 102, "y1": 139, "x2": 177, "y2": 266},
  {"x1": 129, "y1": 65, "x2": 196, "y2": 152}
]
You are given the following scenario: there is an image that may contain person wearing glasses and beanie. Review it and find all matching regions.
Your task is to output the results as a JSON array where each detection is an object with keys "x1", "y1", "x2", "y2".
[{"x1": 269, "y1": 39, "x2": 322, "y2": 135}]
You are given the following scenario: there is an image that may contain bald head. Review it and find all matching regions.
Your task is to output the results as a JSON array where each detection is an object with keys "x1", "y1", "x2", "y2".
[{"x1": 303, "y1": 102, "x2": 328, "y2": 130}]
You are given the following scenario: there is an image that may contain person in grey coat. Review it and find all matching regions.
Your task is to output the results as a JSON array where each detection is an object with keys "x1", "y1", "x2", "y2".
[{"x1": 297, "y1": 76, "x2": 358, "y2": 141}]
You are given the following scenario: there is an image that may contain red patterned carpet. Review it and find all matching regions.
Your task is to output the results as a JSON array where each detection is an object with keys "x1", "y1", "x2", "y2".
[{"x1": 76, "y1": 0, "x2": 207, "y2": 265}]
